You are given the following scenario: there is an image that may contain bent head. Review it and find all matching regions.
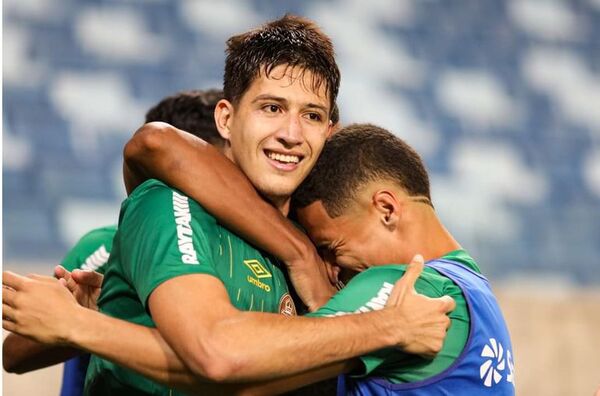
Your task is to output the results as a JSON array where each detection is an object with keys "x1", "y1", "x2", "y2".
[
  {"x1": 215, "y1": 15, "x2": 340, "y2": 211},
  {"x1": 293, "y1": 124, "x2": 433, "y2": 279}
]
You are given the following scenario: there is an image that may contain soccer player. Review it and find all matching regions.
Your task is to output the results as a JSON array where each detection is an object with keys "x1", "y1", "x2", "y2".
[
  {"x1": 2, "y1": 15, "x2": 454, "y2": 395},
  {"x1": 2, "y1": 89, "x2": 226, "y2": 396},
  {"x1": 127, "y1": 123, "x2": 516, "y2": 394},
  {"x1": 294, "y1": 124, "x2": 516, "y2": 394}
]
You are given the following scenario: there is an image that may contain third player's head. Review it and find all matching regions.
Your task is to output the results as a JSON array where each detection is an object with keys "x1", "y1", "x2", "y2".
[
  {"x1": 293, "y1": 124, "x2": 437, "y2": 281},
  {"x1": 145, "y1": 89, "x2": 225, "y2": 148},
  {"x1": 214, "y1": 15, "x2": 340, "y2": 213}
]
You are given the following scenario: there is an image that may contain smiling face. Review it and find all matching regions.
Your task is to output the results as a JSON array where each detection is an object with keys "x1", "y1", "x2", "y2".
[
  {"x1": 216, "y1": 64, "x2": 332, "y2": 212},
  {"x1": 296, "y1": 199, "x2": 400, "y2": 282}
]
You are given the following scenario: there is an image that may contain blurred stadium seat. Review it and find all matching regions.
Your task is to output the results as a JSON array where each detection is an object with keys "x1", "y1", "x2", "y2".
[{"x1": 4, "y1": 1, "x2": 600, "y2": 395}]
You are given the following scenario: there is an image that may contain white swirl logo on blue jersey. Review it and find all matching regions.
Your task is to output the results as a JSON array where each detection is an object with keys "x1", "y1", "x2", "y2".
[{"x1": 480, "y1": 338, "x2": 515, "y2": 388}]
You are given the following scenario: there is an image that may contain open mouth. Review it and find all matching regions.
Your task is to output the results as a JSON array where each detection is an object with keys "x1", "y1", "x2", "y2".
[{"x1": 264, "y1": 149, "x2": 303, "y2": 166}]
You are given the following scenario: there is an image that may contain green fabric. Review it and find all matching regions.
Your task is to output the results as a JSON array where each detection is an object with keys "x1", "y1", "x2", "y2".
[
  {"x1": 85, "y1": 179, "x2": 293, "y2": 396},
  {"x1": 309, "y1": 250, "x2": 476, "y2": 384},
  {"x1": 60, "y1": 225, "x2": 117, "y2": 274}
]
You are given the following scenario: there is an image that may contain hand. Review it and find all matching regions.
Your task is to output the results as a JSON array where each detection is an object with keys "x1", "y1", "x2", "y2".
[
  {"x1": 54, "y1": 265, "x2": 103, "y2": 311},
  {"x1": 3, "y1": 271, "x2": 85, "y2": 345},
  {"x1": 385, "y1": 254, "x2": 456, "y2": 358},
  {"x1": 286, "y1": 248, "x2": 337, "y2": 312}
]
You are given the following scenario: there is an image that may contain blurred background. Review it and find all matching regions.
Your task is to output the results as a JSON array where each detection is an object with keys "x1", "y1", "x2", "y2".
[{"x1": 3, "y1": 0, "x2": 600, "y2": 394}]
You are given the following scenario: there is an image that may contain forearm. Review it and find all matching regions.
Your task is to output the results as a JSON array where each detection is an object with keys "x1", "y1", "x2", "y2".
[
  {"x1": 67, "y1": 308, "x2": 349, "y2": 395},
  {"x1": 3, "y1": 333, "x2": 81, "y2": 374},
  {"x1": 182, "y1": 310, "x2": 397, "y2": 383},
  {"x1": 66, "y1": 307, "x2": 205, "y2": 390}
]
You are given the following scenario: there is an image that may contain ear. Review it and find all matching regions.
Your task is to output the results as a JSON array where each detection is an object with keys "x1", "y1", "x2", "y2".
[
  {"x1": 326, "y1": 121, "x2": 335, "y2": 138},
  {"x1": 372, "y1": 190, "x2": 400, "y2": 230},
  {"x1": 214, "y1": 99, "x2": 234, "y2": 140}
]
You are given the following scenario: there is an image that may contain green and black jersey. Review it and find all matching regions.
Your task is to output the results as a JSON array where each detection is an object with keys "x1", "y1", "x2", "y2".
[
  {"x1": 309, "y1": 250, "x2": 477, "y2": 384},
  {"x1": 61, "y1": 225, "x2": 117, "y2": 273},
  {"x1": 85, "y1": 179, "x2": 294, "y2": 396}
]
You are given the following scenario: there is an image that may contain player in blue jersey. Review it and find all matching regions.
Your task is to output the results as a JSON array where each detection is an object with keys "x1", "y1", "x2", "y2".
[{"x1": 291, "y1": 124, "x2": 515, "y2": 394}]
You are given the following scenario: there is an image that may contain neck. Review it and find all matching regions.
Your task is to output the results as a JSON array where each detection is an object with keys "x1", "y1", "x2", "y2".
[
  {"x1": 265, "y1": 194, "x2": 291, "y2": 216},
  {"x1": 397, "y1": 205, "x2": 461, "y2": 263}
]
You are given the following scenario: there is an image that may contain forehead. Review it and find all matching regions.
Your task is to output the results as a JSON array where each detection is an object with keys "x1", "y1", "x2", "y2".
[
  {"x1": 296, "y1": 201, "x2": 340, "y2": 246},
  {"x1": 243, "y1": 64, "x2": 330, "y2": 108}
]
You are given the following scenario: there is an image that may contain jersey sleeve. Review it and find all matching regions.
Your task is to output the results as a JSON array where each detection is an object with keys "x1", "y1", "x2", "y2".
[
  {"x1": 118, "y1": 183, "x2": 219, "y2": 308},
  {"x1": 308, "y1": 265, "x2": 444, "y2": 377},
  {"x1": 60, "y1": 226, "x2": 117, "y2": 274}
]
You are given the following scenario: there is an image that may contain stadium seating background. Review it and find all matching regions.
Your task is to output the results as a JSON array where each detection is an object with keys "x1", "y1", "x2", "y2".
[{"x1": 3, "y1": 1, "x2": 600, "y2": 395}]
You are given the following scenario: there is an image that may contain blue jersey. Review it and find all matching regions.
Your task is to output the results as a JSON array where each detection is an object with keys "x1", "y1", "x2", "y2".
[{"x1": 338, "y1": 258, "x2": 516, "y2": 395}]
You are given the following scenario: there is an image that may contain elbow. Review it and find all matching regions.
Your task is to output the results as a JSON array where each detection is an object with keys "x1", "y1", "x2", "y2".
[
  {"x1": 185, "y1": 339, "x2": 245, "y2": 384},
  {"x1": 124, "y1": 122, "x2": 174, "y2": 165},
  {"x1": 3, "y1": 347, "x2": 21, "y2": 374}
]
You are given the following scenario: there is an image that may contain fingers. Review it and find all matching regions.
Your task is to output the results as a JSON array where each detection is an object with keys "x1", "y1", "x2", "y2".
[
  {"x1": 3, "y1": 271, "x2": 25, "y2": 291},
  {"x1": 27, "y1": 274, "x2": 58, "y2": 283},
  {"x1": 438, "y1": 295, "x2": 456, "y2": 314},
  {"x1": 2, "y1": 286, "x2": 17, "y2": 307},
  {"x1": 3, "y1": 303, "x2": 15, "y2": 321},
  {"x1": 3, "y1": 319, "x2": 16, "y2": 333},
  {"x1": 72, "y1": 270, "x2": 104, "y2": 288},
  {"x1": 387, "y1": 254, "x2": 424, "y2": 306},
  {"x1": 54, "y1": 265, "x2": 71, "y2": 281}
]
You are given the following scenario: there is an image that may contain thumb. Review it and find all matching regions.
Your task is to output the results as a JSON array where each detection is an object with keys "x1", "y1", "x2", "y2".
[{"x1": 387, "y1": 254, "x2": 424, "y2": 306}]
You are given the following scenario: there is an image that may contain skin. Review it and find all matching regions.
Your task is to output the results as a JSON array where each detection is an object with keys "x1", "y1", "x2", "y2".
[
  {"x1": 2, "y1": 68, "x2": 455, "y2": 394},
  {"x1": 216, "y1": 65, "x2": 333, "y2": 213},
  {"x1": 297, "y1": 181, "x2": 462, "y2": 278}
]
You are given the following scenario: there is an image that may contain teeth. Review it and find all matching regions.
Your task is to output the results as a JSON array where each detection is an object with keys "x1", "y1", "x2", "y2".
[{"x1": 267, "y1": 151, "x2": 300, "y2": 164}]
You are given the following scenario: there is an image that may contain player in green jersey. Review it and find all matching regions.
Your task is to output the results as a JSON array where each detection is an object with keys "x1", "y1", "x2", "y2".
[
  {"x1": 3, "y1": 14, "x2": 454, "y2": 396},
  {"x1": 2, "y1": 90, "x2": 226, "y2": 392}
]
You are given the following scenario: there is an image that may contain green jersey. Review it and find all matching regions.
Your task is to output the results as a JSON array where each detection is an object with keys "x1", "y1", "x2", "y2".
[
  {"x1": 85, "y1": 180, "x2": 295, "y2": 396},
  {"x1": 309, "y1": 250, "x2": 477, "y2": 384},
  {"x1": 61, "y1": 225, "x2": 117, "y2": 273}
]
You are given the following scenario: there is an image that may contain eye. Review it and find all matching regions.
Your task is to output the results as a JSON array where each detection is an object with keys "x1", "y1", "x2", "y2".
[
  {"x1": 263, "y1": 104, "x2": 281, "y2": 113},
  {"x1": 305, "y1": 112, "x2": 323, "y2": 122}
]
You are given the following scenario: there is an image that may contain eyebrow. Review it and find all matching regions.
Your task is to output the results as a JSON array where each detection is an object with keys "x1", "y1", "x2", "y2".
[{"x1": 252, "y1": 94, "x2": 328, "y2": 114}]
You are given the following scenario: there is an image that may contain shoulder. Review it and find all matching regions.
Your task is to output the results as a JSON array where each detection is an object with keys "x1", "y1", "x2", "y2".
[
  {"x1": 61, "y1": 225, "x2": 117, "y2": 271},
  {"x1": 124, "y1": 179, "x2": 216, "y2": 225},
  {"x1": 346, "y1": 264, "x2": 452, "y2": 299}
]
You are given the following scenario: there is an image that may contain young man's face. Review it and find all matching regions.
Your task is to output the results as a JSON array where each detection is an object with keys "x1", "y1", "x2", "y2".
[
  {"x1": 296, "y1": 200, "x2": 399, "y2": 282},
  {"x1": 220, "y1": 64, "x2": 332, "y2": 208}
]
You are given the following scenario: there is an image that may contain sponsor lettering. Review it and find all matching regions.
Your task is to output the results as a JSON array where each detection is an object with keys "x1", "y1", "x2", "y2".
[
  {"x1": 172, "y1": 191, "x2": 199, "y2": 264},
  {"x1": 325, "y1": 282, "x2": 394, "y2": 317}
]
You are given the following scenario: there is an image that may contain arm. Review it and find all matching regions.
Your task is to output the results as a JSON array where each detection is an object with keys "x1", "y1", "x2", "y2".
[
  {"x1": 3, "y1": 259, "x2": 452, "y2": 385},
  {"x1": 3, "y1": 272, "x2": 356, "y2": 395},
  {"x1": 124, "y1": 122, "x2": 334, "y2": 310},
  {"x1": 2, "y1": 334, "x2": 81, "y2": 374}
]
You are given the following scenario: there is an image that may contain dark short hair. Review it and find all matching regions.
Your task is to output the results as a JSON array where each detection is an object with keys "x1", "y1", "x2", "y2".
[
  {"x1": 145, "y1": 89, "x2": 224, "y2": 146},
  {"x1": 293, "y1": 123, "x2": 432, "y2": 217},
  {"x1": 224, "y1": 14, "x2": 340, "y2": 119}
]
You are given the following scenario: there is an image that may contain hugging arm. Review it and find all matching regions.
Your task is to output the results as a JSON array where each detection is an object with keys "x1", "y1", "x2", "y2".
[
  {"x1": 124, "y1": 122, "x2": 334, "y2": 309},
  {"x1": 2, "y1": 258, "x2": 452, "y2": 393}
]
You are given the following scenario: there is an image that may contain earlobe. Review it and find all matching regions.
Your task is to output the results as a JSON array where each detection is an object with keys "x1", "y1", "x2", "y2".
[{"x1": 214, "y1": 99, "x2": 233, "y2": 140}]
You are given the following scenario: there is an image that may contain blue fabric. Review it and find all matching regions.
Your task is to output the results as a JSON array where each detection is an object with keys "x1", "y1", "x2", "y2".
[
  {"x1": 60, "y1": 355, "x2": 90, "y2": 396},
  {"x1": 339, "y1": 259, "x2": 515, "y2": 395}
]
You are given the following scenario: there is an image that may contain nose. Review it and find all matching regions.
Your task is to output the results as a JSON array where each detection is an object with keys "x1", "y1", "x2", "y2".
[{"x1": 275, "y1": 114, "x2": 304, "y2": 148}]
